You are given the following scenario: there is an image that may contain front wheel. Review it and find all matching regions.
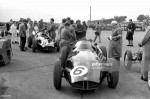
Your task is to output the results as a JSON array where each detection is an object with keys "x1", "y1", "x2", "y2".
[
  {"x1": 107, "y1": 58, "x2": 119, "y2": 88},
  {"x1": 107, "y1": 71, "x2": 119, "y2": 88},
  {"x1": 53, "y1": 60, "x2": 62, "y2": 90},
  {"x1": 60, "y1": 46, "x2": 69, "y2": 69}
]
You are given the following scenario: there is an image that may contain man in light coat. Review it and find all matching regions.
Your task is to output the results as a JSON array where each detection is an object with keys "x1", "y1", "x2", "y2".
[
  {"x1": 138, "y1": 25, "x2": 150, "y2": 81},
  {"x1": 108, "y1": 21, "x2": 123, "y2": 66},
  {"x1": 9, "y1": 21, "x2": 18, "y2": 43}
]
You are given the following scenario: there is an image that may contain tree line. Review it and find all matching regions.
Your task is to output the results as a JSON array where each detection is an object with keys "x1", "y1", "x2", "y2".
[{"x1": 98, "y1": 14, "x2": 150, "y2": 24}]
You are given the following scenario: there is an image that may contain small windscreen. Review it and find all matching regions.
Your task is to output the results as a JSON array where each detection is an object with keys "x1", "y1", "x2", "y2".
[{"x1": 75, "y1": 41, "x2": 93, "y2": 50}]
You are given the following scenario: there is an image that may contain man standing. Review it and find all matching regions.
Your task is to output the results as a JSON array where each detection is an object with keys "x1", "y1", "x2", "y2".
[
  {"x1": 138, "y1": 24, "x2": 150, "y2": 81},
  {"x1": 75, "y1": 20, "x2": 86, "y2": 40},
  {"x1": 126, "y1": 19, "x2": 136, "y2": 46},
  {"x1": 38, "y1": 19, "x2": 46, "y2": 33},
  {"x1": 94, "y1": 22, "x2": 102, "y2": 43},
  {"x1": 82, "y1": 21, "x2": 88, "y2": 31},
  {"x1": 19, "y1": 19, "x2": 26, "y2": 51},
  {"x1": 25, "y1": 18, "x2": 31, "y2": 49},
  {"x1": 108, "y1": 21, "x2": 123, "y2": 66},
  {"x1": 9, "y1": 21, "x2": 18, "y2": 43},
  {"x1": 60, "y1": 22, "x2": 75, "y2": 48},
  {"x1": 48, "y1": 18, "x2": 56, "y2": 40},
  {"x1": 6, "y1": 22, "x2": 10, "y2": 36},
  {"x1": 58, "y1": 18, "x2": 66, "y2": 40}
]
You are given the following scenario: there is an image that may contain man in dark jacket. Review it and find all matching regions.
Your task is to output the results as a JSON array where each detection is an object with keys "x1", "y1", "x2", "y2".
[
  {"x1": 6, "y1": 23, "x2": 10, "y2": 36},
  {"x1": 48, "y1": 18, "x2": 56, "y2": 39},
  {"x1": 60, "y1": 22, "x2": 75, "y2": 49},
  {"x1": 75, "y1": 20, "x2": 86, "y2": 40},
  {"x1": 19, "y1": 19, "x2": 26, "y2": 51},
  {"x1": 126, "y1": 19, "x2": 136, "y2": 46},
  {"x1": 38, "y1": 19, "x2": 46, "y2": 32}
]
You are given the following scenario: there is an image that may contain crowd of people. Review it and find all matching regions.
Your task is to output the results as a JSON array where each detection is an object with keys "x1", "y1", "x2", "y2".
[{"x1": 5, "y1": 17, "x2": 88, "y2": 51}]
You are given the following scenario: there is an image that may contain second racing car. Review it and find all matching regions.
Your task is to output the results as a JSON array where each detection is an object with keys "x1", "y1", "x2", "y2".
[{"x1": 31, "y1": 32, "x2": 60, "y2": 52}]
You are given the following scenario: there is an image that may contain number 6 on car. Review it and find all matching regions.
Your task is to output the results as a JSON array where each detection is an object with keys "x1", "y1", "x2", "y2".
[{"x1": 70, "y1": 66, "x2": 88, "y2": 77}]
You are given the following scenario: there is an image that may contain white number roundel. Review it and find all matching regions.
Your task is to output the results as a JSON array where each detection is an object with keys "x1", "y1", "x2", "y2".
[{"x1": 70, "y1": 66, "x2": 88, "y2": 77}]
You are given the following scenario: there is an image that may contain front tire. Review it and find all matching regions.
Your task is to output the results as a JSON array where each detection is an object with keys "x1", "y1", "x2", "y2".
[
  {"x1": 107, "y1": 58, "x2": 119, "y2": 88},
  {"x1": 60, "y1": 46, "x2": 69, "y2": 69},
  {"x1": 53, "y1": 60, "x2": 62, "y2": 90}
]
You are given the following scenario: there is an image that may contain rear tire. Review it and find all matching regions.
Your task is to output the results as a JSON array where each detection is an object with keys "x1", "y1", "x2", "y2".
[
  {"x1": 107, "y1": 58, "x2": 119, "y2": 88},
  {"x1": 53, "y1": 60, "x2": 62, "y2": 90},
  {"x1": 124, "y1": 50, "x2": 132, "y2": 70}
]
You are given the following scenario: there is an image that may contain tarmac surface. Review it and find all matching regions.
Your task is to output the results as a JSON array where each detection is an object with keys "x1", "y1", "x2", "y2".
[{"x1": 0, "y1": 29, "x2": 150, "y2": 99}]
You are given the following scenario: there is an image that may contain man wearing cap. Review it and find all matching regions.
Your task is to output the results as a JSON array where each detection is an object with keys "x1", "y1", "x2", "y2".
[
  {"x1": 138, "y1": 24, "x2": 150, "y2": 81},
  {"x1": 75, "y1": 20, "x2": 86, "y2": 40},
  {"x1": 126, "y1": 19, "x2": 136, "y2": 46},
  {"x1": 47, "y1": 18, "x2": 56, "y2": 40},
  {"x1": 19, "y1": 19, "x2": 27, "y2": 51},
  {"x1": 108, "y1": 21, "x2": 123, "y2": 66},
  {"x1": 60, "y1": 22, "x2": 75, "y2": 48}
]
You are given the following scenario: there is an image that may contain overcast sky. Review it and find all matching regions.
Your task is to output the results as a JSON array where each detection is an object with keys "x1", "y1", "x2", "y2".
[{"x1": 0, "y1": 0, "x2": 150, "y2": 23}]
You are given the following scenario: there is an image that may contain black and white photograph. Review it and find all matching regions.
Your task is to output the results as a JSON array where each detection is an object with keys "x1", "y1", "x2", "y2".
[{"x1": 0, "y1": 0, "x2": 150, "y2": 99}]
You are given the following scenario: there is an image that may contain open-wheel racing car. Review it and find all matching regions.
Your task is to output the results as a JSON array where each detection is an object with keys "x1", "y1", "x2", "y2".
[
  {"x1": 31, "y1": 32, "x2": 60, "y2": 52},
  {"x1": 124, "y1": 49, "x2": 142, "y2": 70},
  {"x1": 53, "y1": 39, "x2": 119, "y2": 90}
]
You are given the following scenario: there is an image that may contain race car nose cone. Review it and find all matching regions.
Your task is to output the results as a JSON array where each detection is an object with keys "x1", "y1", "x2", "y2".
[{"x1": 84, "y1": 77, "x2": 88, "y2": 80}]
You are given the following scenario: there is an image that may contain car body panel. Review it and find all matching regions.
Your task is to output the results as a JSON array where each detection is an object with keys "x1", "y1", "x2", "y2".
[{"x1": 65, "y1": 40, "x2": 112, "y2": 86}]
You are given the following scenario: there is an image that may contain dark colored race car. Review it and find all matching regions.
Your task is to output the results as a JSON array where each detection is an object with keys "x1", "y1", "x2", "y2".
[
  {"x1": 53, "y1": 40, "x2": 119, "y2": 90},
  {"x1": 31, "y1": 32, "x2": 60, "y2": 52}
]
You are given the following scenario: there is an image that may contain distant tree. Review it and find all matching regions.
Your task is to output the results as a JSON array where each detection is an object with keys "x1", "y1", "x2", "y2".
[
  {"x1": 145, "y1": 15, "x2": 150, "y2": 21},
  {"x1": 137, "y1": 14, "x2": 145, "y2": 21},
  {"x1": 114, "y1": 16, "x2": 127, "y2": 23},
  {"x1": 10, "y1": 19, "x2": 13, "y2": 23}
]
